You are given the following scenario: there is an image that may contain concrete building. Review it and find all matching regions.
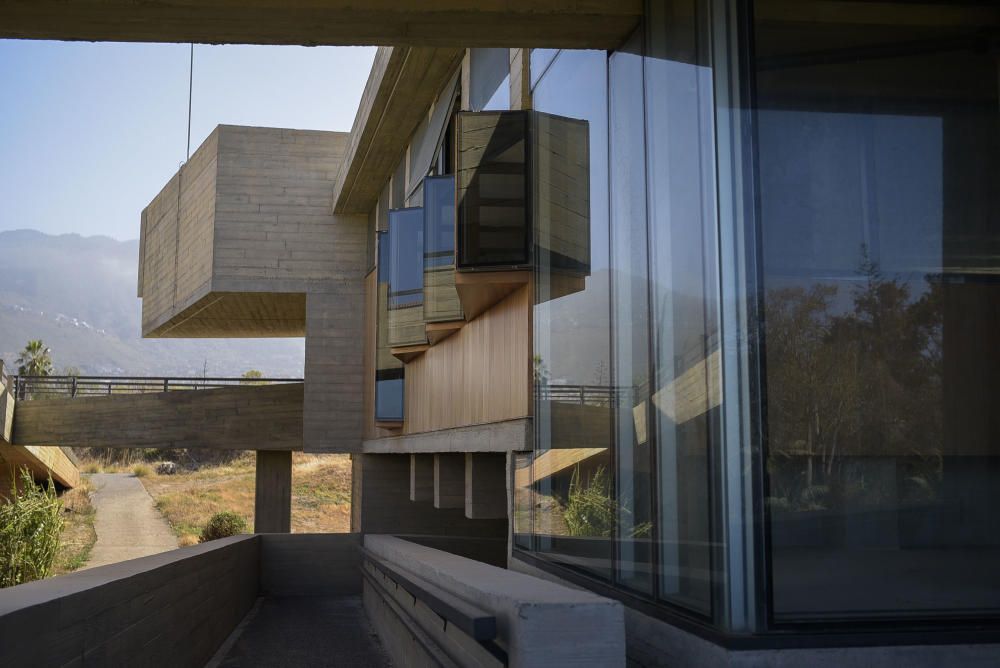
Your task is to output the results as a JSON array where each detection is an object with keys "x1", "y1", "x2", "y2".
[{"x1": 2, "y1": 1, "x2": 1000, "y2": 666}]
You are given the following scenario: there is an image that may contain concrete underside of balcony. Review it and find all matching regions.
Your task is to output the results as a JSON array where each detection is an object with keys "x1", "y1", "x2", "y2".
[{"x1": 0, "y1": 1, "x2": 642, "y2": 49}]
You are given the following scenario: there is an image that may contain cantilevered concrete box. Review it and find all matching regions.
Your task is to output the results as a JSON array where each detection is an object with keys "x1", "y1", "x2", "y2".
[
  {"x1": 139, "y1": 124, "x2": 364, "y2": 338},
  {"x1": 138, "y1": 125, "x2": 367, "y2": 453}
]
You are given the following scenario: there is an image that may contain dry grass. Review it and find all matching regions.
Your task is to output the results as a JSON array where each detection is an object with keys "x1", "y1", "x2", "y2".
[
  {"x1": 140, "y1": 452, "x2": 351, "y2": 537},
  {"x1": 54, "y1": 478, "x2": 97, "y2": 575}
]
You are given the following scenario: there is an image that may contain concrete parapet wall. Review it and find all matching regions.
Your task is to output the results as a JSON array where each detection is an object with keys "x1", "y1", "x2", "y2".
[
  {"x1": 364, "y1": 534, "x2": 626, "y2": 667},
  {"x1": 258, "y1": 533, "x2": 362, "y2": 597},
  {"x1": 0, "y1": 535, "x2": 259, "y2": 667}
]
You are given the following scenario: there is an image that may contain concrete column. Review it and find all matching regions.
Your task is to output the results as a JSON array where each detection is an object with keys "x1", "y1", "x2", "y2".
[
  {"x1": 410, "y1": 454, "x2": 433, "y2": 502},
  {"x1": 255, "y1": 450, "x2": 292, "y2": 533},
  {"x1": 509, "y1": 48, "x2": 532, "y2": 111},
  {"x1": 465, "y1": 453, "x2": 507, "y2": 519},
  {"x1": 434, "y1": 453, "x2": 464, "y2": 509}
]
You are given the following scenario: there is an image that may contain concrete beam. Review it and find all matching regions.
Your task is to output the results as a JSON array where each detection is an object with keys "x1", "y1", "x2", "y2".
[
  {"x1": 255, "y1": 450, "x2": 292, "y2": 533},
  {"x1": 464, "y1": 453, "x2": 507, "y2": 520},
  {"x1": 363, "y1": 417, "x2": 531, "y2": 454},
  {"x1": 333, "y1": 47, "x2": 463, "y2": 214},
  {"x1": 409, "y1": 454, "x2": 433, "y2": 502},
  {"x1": 0, "y1": 1, "x2": 642, "y2": 49},
  {"x1": 433, "y1": 453, "x2": 464, "y2": 509}
]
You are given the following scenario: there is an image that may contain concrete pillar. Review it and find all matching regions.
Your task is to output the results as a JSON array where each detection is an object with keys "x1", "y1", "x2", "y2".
[
  {"x1": 255, "y1": 450, "x2": 292, "y2": 533},
  {"x1": 410, "y1": 454, "x2": 433, "y2": 502},
  {"x1": 434, "y1": 453, "x2": 464, "y2": 509},
  {"x1": 465, "y1": 453, "x2": 507, "y2": 519}
]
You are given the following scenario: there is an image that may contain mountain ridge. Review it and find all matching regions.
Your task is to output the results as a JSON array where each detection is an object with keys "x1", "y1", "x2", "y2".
[{"x1": 0, "y1": 229, "x2": 305, "y2": 377}]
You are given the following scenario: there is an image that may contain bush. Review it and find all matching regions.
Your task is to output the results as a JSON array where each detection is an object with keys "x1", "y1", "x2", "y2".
[
  {"x1": 0, "y1": 468, "x2": 64, "y2": 588},
  {"x1": 131, "y1": 464, "x2": 151, "y2": 478},
  {"x1": 199, "y1": 511, "x2": 247, "y2": 543}
]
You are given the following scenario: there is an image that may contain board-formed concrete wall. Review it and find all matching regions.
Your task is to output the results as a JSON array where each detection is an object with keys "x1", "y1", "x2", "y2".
[
  {"x1": 139, "y1": 125, "x2": 365, "y2": 339},
  {"x1": 11, "y1": 383, "x2": 303, "y2": 451},
  {"x1": 0, "y1": 535, "x2": 259, "y2": 667},
  {"x1": 138, "y1": 125, "x2": 369, "y2": 453}
]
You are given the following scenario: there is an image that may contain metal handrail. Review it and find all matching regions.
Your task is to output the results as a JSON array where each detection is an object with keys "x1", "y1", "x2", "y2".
[{"x1": 12, "y1": 375, "x2": 303, "y2": 401}]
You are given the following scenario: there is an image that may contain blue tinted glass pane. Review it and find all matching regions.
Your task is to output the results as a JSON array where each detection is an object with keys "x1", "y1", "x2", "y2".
[
  {"x1": 424, "y1": 176, "x2": 455, "y2": 269},
  {"x1": 389, "y1": 208, "x2": 425, "y2": 309},
  {"x1": 375, "y1": 230, "x2": 404, "y2": 422}
]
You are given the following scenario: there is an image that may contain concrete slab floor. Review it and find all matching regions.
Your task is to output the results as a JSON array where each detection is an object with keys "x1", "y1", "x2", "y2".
[{"x1": 213, "y1": 596, "x2": 392, "y2": 668}]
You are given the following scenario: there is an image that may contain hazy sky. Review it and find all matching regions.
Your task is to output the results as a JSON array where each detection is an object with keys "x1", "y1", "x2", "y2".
[{"x1": 0, "y1": 41, "x2": 375, "y2": 241}]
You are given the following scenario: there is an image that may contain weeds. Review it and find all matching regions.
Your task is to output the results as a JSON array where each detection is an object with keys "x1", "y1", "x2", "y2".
[{"x1": 0, "y1": 468, "x2": 64, "y2": 588}]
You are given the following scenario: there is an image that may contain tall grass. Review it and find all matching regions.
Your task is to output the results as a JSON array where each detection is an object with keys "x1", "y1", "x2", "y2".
[{"x1": 0, "y1": 468, "x2": 64, "y2": 588}]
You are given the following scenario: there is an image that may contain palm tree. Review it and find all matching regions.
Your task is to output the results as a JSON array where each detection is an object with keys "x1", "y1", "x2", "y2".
[{"x1": 15, "y1": 340, "x2": 53, "y2": 377}]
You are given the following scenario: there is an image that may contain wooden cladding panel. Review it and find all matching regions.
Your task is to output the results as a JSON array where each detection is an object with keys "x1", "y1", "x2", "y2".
[
  {"x1": 404, "y1": 284, "x2": 530, "y2": 434},
  {"x1": 11, "y1": 383, "x2": 304, "y2": 451}
]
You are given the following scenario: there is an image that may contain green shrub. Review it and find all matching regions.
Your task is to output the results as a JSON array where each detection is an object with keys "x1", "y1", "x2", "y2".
[
  {"x1": 564, "y1": 466, "x2": 616, "y2": 538},
  {"x1": 0, "y1": 468, "x2": 64, "y2": 588},
  {"x1": 131, "y1": 464, "x2": 151, "y2": 478},
  {"x1": 199, "y1": 511, "x2": 247, "y2": 542}
]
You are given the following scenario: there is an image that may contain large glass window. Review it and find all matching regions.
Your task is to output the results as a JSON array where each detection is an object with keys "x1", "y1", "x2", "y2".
[
  {"x1": 455, "y1": 111, "x2": 530, "y2": 269},
  {"x1": 754, "y1": 0, "x2": 1000, "y2": 621},
  {"x1": 645, "y1": 0, "x2": 720, "y2": 617},
  {"x1": 531, "y1": 49, "x2": 613, "y2": 581},
  {"x1": 470, "y1": 48, "x2": 510, "y2": 112},
  {"x1": 610, "y1": 32, "x2": 653, "y2": 596},
  {"x1": 524, "y1": 1, "x2": 724, "y2": 618},
  {"x1": 387, "y1": 207, "x2": 426, "y2": 348},
  {"x1": 375, "y1": 230, "x2": 404, "y2": 422},
  {"x1": 423, "y1": 175, "x2": 462, "y2": 323}
]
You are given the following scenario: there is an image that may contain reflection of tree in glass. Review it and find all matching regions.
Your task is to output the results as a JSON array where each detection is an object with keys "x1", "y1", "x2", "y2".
[
  {"x1": 533, "y1": 355, "x2": 550, "y2": 385},
  {"x1": 564, "y1": 466, "x2": 651, "y2": 538},
  {"x1": 765, "y1": 246, "x2": 943, "y2": 512}
]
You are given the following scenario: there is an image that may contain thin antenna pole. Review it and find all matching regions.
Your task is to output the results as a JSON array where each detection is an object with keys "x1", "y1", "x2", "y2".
[{"x1": 186, "y1": 43, "x2": 194, "y2": 161}]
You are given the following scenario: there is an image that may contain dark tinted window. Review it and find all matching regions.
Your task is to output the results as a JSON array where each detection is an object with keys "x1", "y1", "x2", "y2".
[{"x1": 754, "y1": 0, "x2": 1000, "y2": 620}]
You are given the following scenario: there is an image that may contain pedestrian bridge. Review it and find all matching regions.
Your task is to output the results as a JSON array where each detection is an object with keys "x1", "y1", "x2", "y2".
[{"x1": 8, "y1": 375, "x2": 304, "y2": 452}]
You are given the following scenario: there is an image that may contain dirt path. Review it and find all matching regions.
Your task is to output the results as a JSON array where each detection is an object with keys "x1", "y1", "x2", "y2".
[{"x1": 84, "y1": 473, "x2": 178, "y2": 568}]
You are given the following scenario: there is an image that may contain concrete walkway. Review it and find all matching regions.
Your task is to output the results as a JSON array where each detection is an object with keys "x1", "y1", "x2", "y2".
[
  {"x1": 213, "y1": 596, "x2": 391, "y2": 668},
  {"x1": 85, "y1": 473, "x2": 178, "y2": 568}
]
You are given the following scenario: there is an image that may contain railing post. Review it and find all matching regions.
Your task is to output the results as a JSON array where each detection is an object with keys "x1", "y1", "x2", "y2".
[
  {"x1": 164, "y1": 378, "x2": 169, "y2": 393},
  {"x1": 71, "y1": 377, "x2": 77, "y2": 397}
]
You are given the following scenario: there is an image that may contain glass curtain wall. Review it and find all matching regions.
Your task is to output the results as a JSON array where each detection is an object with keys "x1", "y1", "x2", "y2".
[
  {"x1": 531, "y1": 48, "x2": 613, "y2": 581},
  {"x1": 753, "y1": 0, "x2": 1000, "y2": 622},
  {"x1": 523, "y1": 0, "x2": 723, "y2": 619}
]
